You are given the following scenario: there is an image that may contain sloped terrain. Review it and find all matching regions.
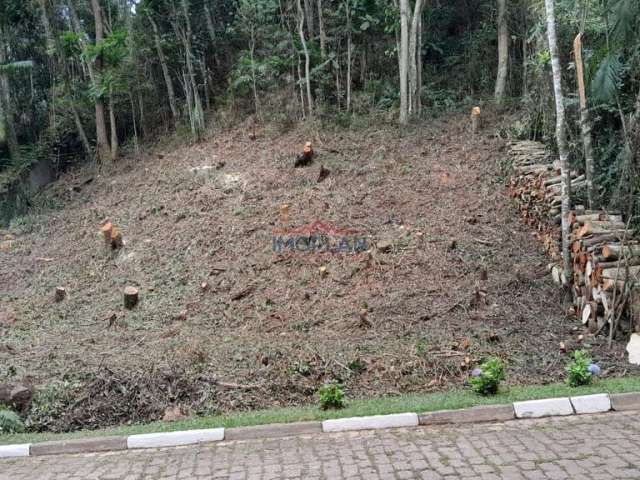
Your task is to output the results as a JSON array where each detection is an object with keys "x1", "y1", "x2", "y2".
[{"x1": 0, "y1": 114, "x2": 633, "y2": 432}]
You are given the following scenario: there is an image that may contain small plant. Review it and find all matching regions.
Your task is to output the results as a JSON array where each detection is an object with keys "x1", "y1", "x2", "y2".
[
  {"x1": 469, "y1": 358, "x2": 505, "y2": 395},
  {"x1": 348, "y1": 358, "x2": 366, "y2": 373},
  {"x1": 0, "y1": 409, "x2": 25, "y2": 434},
  {"x1": 566, "y1": 350, "x2": 600, "y2": 387},
  {"x1": 415, "y1": 337, "x2": 429, "y2": 355},
  {"x1": 318, "y1": 382, "x2": 345, "y2": 410}
]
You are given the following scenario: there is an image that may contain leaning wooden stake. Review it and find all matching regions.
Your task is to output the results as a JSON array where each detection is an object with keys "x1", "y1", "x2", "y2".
[{"x1": 574, "y1": 33, "x2": 596, "y2": 209}]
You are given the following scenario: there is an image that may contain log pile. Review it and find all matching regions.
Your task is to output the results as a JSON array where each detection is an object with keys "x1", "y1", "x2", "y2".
[{"x1": 508, "y1": 140, "x2": 640, "y2": 336}]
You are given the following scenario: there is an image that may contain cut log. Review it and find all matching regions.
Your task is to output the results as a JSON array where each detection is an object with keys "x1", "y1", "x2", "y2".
[
  {"x1": 602, "y1": 244, "x2": 640, "y2": 260},
  {"x1": 601, "y1": 265, "x2": 640, "y2": 281},
  {"x1": 577, "y1": 221, "x2": 628, "y2": 239},
  {"x1": 575, "y1": 213, "x2": 622, "y2": 224},
  {"x1": 124, "y1": 286, "x2": 139, "y2": 309}
]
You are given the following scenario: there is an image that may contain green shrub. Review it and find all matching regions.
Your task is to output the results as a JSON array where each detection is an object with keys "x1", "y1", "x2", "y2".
[
  {"x1": 0, "y1": 409, "x2": 25, "y2": 434},
  {"x1": 469, "y1": 358, "x2": 505, "y2": 395},
  {"x1": 318, "y1": 382, "x2": 345, "y2": 410},
  {"x1": 566, "y1": 350, "x2": 594, "y2": 387}
]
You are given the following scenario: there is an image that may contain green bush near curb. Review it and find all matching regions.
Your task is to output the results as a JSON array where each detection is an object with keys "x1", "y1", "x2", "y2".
[{"x1": 2, "y1": 376, "x2": 640, "y2": 446}]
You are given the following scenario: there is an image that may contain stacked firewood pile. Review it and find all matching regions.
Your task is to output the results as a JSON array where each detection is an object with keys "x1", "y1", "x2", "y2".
[{"x1": 508, "y1": 140, "x2": 640, "y2": 336}]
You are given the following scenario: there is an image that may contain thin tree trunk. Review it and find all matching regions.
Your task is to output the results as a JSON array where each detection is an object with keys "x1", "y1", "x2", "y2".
[
  {"x1": 494, "y1": 0, "x2": 508, "y2": 105},
  {"x1": 408, "y1": 0, "x2": 425, "y2": 116},
  {"x1": 574, "y1": 33, "x2": 595, "y2": 208},
  {"x1": 399, "y1": 0, "x2": 409, "y2": 124},
  {"x1": 41, "y1": 0, "x2": 91, "y2": 159},
  {"x1": 296, "y1": 0, "x2": 313, "y2": 116},
  {"x1": 249, "y1": 25, "x2": 260, "y2": 119},
  {"x1": 303, "y1": 0, "x2": 314, "y2": 37},
  {"x1": 416, "y1": 13, "x2": 423, "y2": 116},
  {"x1": 148, "y1": 13, "x2": 179, "y2": 119},
  {"x1": 0, "y1": 47, "x2": 20, "y2": 162},
  {"x1": 178, "y1": 0, "x2": 204, "y2": 138},
  {"x1": 204, "y1": 4, "x2": 216, "y2": 43},
  {"x1": 89, "y1": 0, "x2": 111, "y2": 163},
  {"x1": 345, "y1": 0, "x2": 352, "y2": 112},
  {"x1": 108, "y1": 85, "x2": 118, "y2": 161},
  {"x1": 317, "y1": 0, "x2": 327, "y2": 59},
  {"x1": 545, "y1": 0, "x2": 572, "y2": 285}
]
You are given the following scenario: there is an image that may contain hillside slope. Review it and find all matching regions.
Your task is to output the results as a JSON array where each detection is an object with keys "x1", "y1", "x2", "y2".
[{"x1": 0, "y1": 115, "x2": 632, "y2": 431}]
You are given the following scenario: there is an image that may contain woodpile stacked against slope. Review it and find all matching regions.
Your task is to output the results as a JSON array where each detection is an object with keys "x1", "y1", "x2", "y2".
[{"x1": 508, "y1": 140, "x2": 640, "y2": 335}]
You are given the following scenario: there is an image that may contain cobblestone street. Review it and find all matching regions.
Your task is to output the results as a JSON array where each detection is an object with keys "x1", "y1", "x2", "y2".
[{"x1": 3, "y1": 411, "x2": 640, "y2": 479}]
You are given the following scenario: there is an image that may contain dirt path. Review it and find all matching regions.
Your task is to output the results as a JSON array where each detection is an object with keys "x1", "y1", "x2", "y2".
[{"x1": 0, "y1": 114, "x2": 632, "y2": 431}]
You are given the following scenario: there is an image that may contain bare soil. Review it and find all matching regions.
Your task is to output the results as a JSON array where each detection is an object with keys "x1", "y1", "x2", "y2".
[{"x1": 0, "y1": 113, "x2": 634, "y2": 432}]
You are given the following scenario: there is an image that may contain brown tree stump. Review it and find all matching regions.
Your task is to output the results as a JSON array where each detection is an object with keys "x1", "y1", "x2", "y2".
[
  {"x1": 124, "y1": 286, "x2": 139, "y2": 310},
  {"x1": 54, "y1": 287, "x2": 67, "y2": 302}
]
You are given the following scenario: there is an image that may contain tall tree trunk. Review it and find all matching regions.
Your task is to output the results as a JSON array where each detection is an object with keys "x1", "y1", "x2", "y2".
[
  {"x1": 408, "y1": 0, "x2": 425, "y2": 116},
  {"x1": 249, "y1": 25, "x2": 260, "y2": 119},
  {"x1": 416, "y1": 13, "x2": 423, "y2": 116},
  {"x1": 317, "y1": 0, "x2": 326, "y2": 59},
  {"x1": 148, "y1": 13, "x2": 179, "y2": 120},
  {"x1": 178, "y1": 0, "x2": 205, "y2": 138},
  {"x1": 108, "y1": 85, "x2": 118, "y2": 161},
  {"x1": 545, "y1": 0, "x2": 572, "y2": 285},
  {"x1": 494, "y1": 0, "x2": 508, "y2": 105},
  {"x1": 296, "y1": 0, "x2": 313, "y2": 116},
  {"x1": 574, "y1": 33, "x2": 595, "y2": 208},
  {"x1": 40, "y1": 0, "x2": 91, "y2": 159},
  {"x1": 89, "y1": 0, "x2": 111, "y2": 163},
  {"x1": 0, "y1": 33, "x2": 20, "y2": 163},
  {"x1": 399, "y1": 0, "x2": 409, "y2": 124},
  {"x1": 204, "y1": 4, "x2": 216, "y2": 43},
  {"x1": 345, "y1": 0, "x2": 352, "y2": 112},
  {"x1": 303, "y1": 0, "x2": 314, "y2": 37}
]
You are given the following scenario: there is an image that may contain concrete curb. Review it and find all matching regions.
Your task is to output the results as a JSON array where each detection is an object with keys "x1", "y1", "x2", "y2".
[
  {"x1": 610, "y1": 392, "x2": 640, "y2": 411},
  {"x1": 127, "y1": 428, "x2": 225, "y2": 449},
  {"x1": 0, "y1": 443, "x2": 30, "y2": 458},
  {"x1": 513, "y1": 397, "x2": 574, "y2": 418},
  {"x1": 322, "y1": 413, "x2": 419, "y2": 433},
  {"x1": 570, "y1": 394, "x2": 611, "y2": 415},
  {"x1": 225, "y1": 421, "x2": 321, "y2": 441},
  {"x1": 419, "y1": 404, "x2": 515, "y2": 425},
  {"x1": 2, "y1": 392, "x2": 640, "y2": 458},
  {"x1": 30, "y1": 436, "x2": 127, "y2": 456}
]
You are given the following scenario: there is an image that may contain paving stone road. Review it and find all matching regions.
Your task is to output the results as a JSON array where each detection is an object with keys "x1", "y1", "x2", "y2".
[{"x1": 3, "y1": 411, "x2": 640, "y2": 480}]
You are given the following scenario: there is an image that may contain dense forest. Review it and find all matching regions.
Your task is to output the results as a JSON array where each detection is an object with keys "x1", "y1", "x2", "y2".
[{"x1": 0, "y1": 0, "x2": 639, "y2": 226}]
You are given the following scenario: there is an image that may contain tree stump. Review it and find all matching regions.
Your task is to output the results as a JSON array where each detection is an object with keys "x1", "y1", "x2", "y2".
[
  {"x1": 471, "y1": 107, "x2": 481, "y2": 134},
  {"x1": 124, "y1": 286, "x2": 139, "y2": 310},
  {"x1": 54, "y1": 287, "x2": 67, "y2": 302}
]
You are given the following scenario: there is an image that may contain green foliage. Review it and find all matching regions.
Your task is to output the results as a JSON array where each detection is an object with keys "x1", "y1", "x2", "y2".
[
  {"x1": 0, "y1": 409, "x2": 25, "y2": 434},
  {"x1": 469, "y1": 358, "x2": 505, "y2": 396},
  {"x1": 318, "y1": 382, "x2": 345, "y2": 410},
  {"x1": 566, "y1": 350, "x2": 593, "y2": 388},
  {"x1": 25, "y1": 381, "x2": 82, "y2": 432}
]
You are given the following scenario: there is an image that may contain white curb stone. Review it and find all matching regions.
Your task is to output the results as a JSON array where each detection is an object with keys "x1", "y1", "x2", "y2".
[
  {"x1": 322, "y1": 413, "x2": 419, "y2": 433},
  {"x1": 0, "y1": 443, "x2": 31, "y2": 458},
  {"x1": 126, "y1": 428, "x2": 225, "y2": 449},
  {"x1": 570, "y1": 394, "x2": 611, "y2": 414},
  {"x1": 513, "y1": 397, "x2": 574, "y2": 419}
]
